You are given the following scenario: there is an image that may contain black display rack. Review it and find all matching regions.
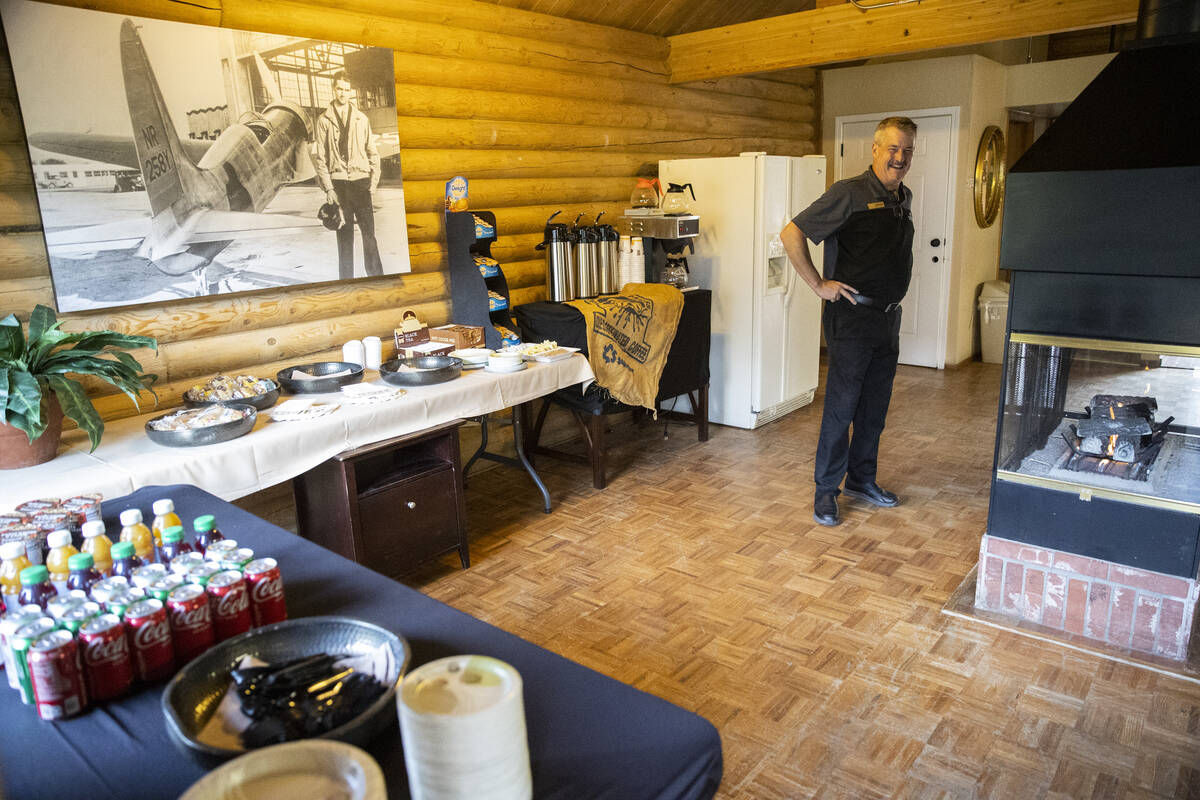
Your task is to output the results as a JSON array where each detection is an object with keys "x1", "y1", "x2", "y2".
[{"x1": 446, "y1": 210, "x2": 518, "y2": 350}]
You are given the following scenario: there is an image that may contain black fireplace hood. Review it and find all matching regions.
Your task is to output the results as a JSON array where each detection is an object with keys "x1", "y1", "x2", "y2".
[{"x1": 999, "y1": 4, "x2": 1200, "y2": 281}]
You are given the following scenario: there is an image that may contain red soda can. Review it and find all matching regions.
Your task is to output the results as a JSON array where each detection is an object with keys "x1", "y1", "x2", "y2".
[
  {"x1": 166, "y1": 584, "x2": 214, "y2": 664},
  {"x1": 207, "y1": 571, "x2": 252, "y2": 642},
  {"x1": 79, "y1": 613, "x2": 133, "y2": 702},
  {"x1": 124, "y1": 598, "x2": 175, "y2": 682},
  {"x1": 243, "y1": 558, "x2": 286, "y2": 627},
  {"x1": 29, "y1": 628, "x2": 89, "y2": 720}
]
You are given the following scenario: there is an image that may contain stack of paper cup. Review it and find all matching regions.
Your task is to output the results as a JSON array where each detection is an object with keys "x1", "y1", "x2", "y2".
[
  {"x1": 398, "y1": 655, "x2": 531, "y2": 800},
  {"x1": 362, "y1": 336, "x2": 383, "y2": 369},
  {"x1": 616, "y1": 235, "x2": 643, "y2": 291},
  {"x1": 342, "y1": 339, "x2": 365, "y2": 367}
]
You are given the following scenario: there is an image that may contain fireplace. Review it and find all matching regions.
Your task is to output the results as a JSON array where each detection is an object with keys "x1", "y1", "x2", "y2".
[{"x1": 974, "y1": 0, "x2": 1200, "y2": 659}]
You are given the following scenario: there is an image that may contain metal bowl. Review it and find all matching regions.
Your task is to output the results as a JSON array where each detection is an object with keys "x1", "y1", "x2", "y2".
[
  {"x1": 378, "y1": 356, "x2": 463, "y2": 387},
  {"x1": 145, "y1": 403, "x2": 257, "y2": 447},
  {"x1": 275, "y1": 362, "x2": 364, "y2": 394},
  {"x1": 163, "y1": 616, "x2": 410, "y2": 762},
  {"x1": 183, "y1": 381, "x2": 280, "y2": 411}
]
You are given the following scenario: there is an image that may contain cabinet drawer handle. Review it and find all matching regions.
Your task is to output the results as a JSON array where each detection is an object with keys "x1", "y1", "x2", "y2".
[{"x1": 406, "y1": 501, "x2": 416, "y2": 509}]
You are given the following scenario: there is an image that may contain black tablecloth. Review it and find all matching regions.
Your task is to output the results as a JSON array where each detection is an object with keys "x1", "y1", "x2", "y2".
[{"x1": 0, "y1": 484, "x2": 722, "y2": 799}]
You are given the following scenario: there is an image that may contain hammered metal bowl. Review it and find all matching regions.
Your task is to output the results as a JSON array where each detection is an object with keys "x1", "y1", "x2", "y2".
[
  {"x1": 378, "y1": 356, "x2": 463, "y2": 387},
  {"x1": 145, "y1": 404, "x2": 257, "y2": 448},
  {"x1": 275, "y1": 362, "x2": 364, "y2": 394},
  {"x1": 162, "y1": 616, "x2": 410, "y2": 762},
  {"x1": 183, "y1": 381, "x2": 279, "y2": 411}
]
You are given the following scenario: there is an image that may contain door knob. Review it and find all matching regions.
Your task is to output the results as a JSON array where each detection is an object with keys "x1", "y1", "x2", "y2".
[{"x1": 930, "y1": 238, "x2": 941, "y2": 247}]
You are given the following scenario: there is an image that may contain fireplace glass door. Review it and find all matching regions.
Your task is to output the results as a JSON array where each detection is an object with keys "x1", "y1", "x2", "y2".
[{"x1": 996, "y1": 334, "x2": 1200, "y2": 514}]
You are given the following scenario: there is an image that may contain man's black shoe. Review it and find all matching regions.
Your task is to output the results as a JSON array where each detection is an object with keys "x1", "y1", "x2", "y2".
[
  {"x1": 813, "y1": 494, "x2": 840, "y2": 526},
  {"x1": 843, "y1": 481, "x2": 899, "y2": 507}
]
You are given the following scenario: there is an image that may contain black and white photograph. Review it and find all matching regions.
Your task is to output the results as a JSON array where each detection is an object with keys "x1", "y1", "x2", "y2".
[{"x1": 0, "y1": 0, "x2": 410, "y2": 312}]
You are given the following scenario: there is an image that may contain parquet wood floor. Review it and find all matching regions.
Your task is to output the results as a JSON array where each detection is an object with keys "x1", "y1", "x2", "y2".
[{"x1": 238, "y1": 359, "x2": 1200, "y2": 799}]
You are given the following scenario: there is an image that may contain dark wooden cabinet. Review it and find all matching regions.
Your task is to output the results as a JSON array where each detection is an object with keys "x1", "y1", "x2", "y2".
[{"x1": 292, "y1": 420, "x2": 468, "y2": 579}]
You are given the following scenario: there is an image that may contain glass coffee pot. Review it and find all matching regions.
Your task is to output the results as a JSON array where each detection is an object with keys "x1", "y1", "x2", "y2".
[
  {"x1": 660, "y1": 183, "x2": 695, "y2": 216},
  {"x1": 629, "y1": 178, "x2": 661, "y2": 209},
  {"x1": 662, "y1": 255, "x2": 689, "y2": 288}
]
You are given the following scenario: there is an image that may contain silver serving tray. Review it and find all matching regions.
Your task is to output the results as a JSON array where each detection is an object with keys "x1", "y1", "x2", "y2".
[
  {"x1": 183, "y1": 381, "x2": 279, "y2": 411},
  {"x1": 145, "y1": 403, "x2": 257, "y2": 447},
  {"x1": 378, "y1": 356, "x2": 463, "y2": 386},
  {"x1": 162, "y1": 616, "x2": 410, "y2": 762},
  {"x1": 276, "y1": 362, "x2": 364, "y2": 394}
]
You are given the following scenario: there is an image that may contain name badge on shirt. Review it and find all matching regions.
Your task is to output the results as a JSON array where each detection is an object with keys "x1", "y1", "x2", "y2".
[{"x1": 867, "y1": 201, "x2": 886, "y2": 210}]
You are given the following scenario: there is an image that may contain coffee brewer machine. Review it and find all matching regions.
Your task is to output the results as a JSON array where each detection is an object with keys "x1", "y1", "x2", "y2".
[{"x1": 616, "y1": 213, "x2": 700, "y2": 284}]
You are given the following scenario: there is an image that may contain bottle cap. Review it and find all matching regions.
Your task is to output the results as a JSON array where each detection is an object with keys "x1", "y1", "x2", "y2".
[
  {"x1": 152, "y1": 499, "x2": 175, "y2": 515},
  {"x1": 111, "y1": 541, "x2": 134, "y2": 559},
  {"x1": 162, "y1": 526, "x2": 185, "y2": 543},
  {"x1": 46, "y1": 530, "x2": 73, "y2": 549},
  {"x1": 119, "y1": 508, "x2": 144, "y2": 526},
  {"x1": 20, "y1": 565, "x2": 49, "y2": 585},
  {"x1": 1, "y1": 541, "x2": 28, "y2": 560},
  {"x1": 193, "y1": 515, "x2": 216, "y2": 533},
  {"x1": 82, "y1": 520, "x2": 106, "y2": 538},
  {"x1": 68, "y1": 553, "x2": 95, "y2": 570}
]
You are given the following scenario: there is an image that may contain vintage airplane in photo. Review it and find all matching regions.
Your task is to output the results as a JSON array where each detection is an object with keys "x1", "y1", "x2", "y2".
[{"x1": 30, "y1": 19, "x2": 321, "y2": 293}]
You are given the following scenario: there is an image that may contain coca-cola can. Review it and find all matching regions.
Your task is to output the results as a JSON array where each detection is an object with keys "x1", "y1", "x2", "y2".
[
  {"x1": 207, "y1": 571, "x2": 252, "y2": 642},
  {"x1": 124, "y1": 599, "x2": 175, "y2": 682},
  {"x1": 169, "y1": 552, "x2": 206, "y2": 576},
  {"x1": 243, "y1": 558, "x2": 286, "y2": 627},
  {"x1": 166, "y1": 584, "x2": 214, "y2": 664},
  {"x1": 11, "y1": 617, "x2": 57, "y2": 704},
  {"x1": 131, "y1": 563, "x2": 167, "y2": 589},
  {"x1": 79, "y1": 613, "x2": 133, "y2": 702},
  {"x1": 29, "y1": 629, "x2": 89, "y2": 720},
  {"x1": 89, "y1": 576, "x2": 130, "y2": 606}
]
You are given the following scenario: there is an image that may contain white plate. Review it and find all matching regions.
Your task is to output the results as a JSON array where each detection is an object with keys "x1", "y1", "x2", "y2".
[
  {"x1": 523, "y1": 346, "x2": 580, "y2": 363},
  {"x1": 180, "y1": 740, "x2": 386, "y2": 800},
  {"x1": 450, "y1": 348, "x2": 493, "y2": 365},
  {"x1": 485, "y1": 361, "x2": 527, "y2": 373}
]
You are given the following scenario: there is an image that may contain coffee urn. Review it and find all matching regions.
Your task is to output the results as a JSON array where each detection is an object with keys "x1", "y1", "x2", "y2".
[
  {"x1": 537, "y1": 210, "x2": 576, "y2": 302},
  {"x1": 594, "y1": 212, "x2": 619, "y2": 294},
  {"x1": 573, "y1": 213, "x2": 598, "y2": 299}
]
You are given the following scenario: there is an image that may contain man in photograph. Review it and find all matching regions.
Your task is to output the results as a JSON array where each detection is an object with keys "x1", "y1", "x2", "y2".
[{"x1": 313, "y1": 71, "x2": 383, "y2": 279}]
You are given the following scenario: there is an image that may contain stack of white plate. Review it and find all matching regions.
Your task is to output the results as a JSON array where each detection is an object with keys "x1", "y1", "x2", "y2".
[
  {"x1": 485, "y1": 353, "x2": 526, "y2": 373},
  {"x1": 398, "y1": 655, "x2": 531, "y2": 800},
  {"x1": 450, "y1": 348, "x2": 493, "y2": 370}
]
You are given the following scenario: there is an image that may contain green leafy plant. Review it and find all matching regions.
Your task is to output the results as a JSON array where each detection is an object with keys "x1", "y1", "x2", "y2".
[{"x1": 1, "y1": 304, "x2": 157, "y2": 452}]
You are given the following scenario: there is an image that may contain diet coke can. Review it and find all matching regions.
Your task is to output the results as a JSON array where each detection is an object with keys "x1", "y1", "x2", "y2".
[
  {"x1": 29, "y1": 629, "x2": 89, "y2": 720},
  {"x1": 166, "y1": 584, "x2": 214, "y2": 664},
  {"x1": 207, "y1": 571, "x2": 252, "y2": 642},
  {"x1": 79, "y1": 613, "x2": 133, "y2": 702},
  {"x1": 243, "y1": 558, "x2": 286, "y2": 627},
  {"x1": 124, "y1": 598, "x2": 175, "y2": 682}
]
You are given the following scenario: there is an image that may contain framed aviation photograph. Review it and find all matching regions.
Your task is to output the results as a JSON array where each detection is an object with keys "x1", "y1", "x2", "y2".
[{"x1": 0, "y1": 0, "x2": 411, "y2": 312}]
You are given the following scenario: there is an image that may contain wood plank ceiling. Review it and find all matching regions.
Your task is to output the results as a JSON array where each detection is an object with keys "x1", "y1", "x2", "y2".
[{"x1": 472, "y1": 0, "x2": 814, "y2": 37}]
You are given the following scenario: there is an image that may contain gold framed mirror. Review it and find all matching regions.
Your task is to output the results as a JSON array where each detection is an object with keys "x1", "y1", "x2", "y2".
[{"x1": 974, "y1": 125, "x2": 1006, "y2": 228}]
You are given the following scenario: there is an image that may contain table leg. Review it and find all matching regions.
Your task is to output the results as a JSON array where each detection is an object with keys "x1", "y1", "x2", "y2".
[
  {"x1": 463, "y1": 414, "x2": 490, "y2": 483},
  {"x1": 513, "y1": 402, "x2": 552, "y2": 514}
]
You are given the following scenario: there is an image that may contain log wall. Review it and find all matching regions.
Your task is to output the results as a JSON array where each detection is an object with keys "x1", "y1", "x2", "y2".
[{"x1": 0, "y1": 0, "x2": 817, "y2": 425}]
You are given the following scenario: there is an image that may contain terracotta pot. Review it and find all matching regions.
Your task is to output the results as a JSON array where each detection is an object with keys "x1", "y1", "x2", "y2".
[{"x1": 0, "y1": 395, "x2": 64, "y2": 470}]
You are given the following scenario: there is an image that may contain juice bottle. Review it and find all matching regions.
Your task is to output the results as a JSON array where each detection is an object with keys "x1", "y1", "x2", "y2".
[
  {"x1": 192, "y1": 514, "x2": 224, "y2": 556},
  {"x1": 0, "y1": 541, "x2": 33, "y2": 605},
  {"x1": 110, "y1": 541, "x2": 141, "y2": 579},
  {"x1": 81, "y1": 520, "x2": 114, "y2": 577},
  {"x1": 44, "y1": 530, "x2": 78, "y2": 594},
  {"x1": 151, "y1": 499, "x2": 182, "y2": 549},
  {"x1": 17, "y1": 565, "x2": 56, "y2": 611},
  {"x1": 158, "y1": 526, "x2": 193, "y2": 565},
  {"x1": 66, "y1": 553, "x2": 101, "y2": 595},
  {"x1": 119, "y1": 508, "x2": 156, "y2": 563}
]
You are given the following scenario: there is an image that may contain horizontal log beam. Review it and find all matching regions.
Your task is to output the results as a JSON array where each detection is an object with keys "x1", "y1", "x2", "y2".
[{"x1": 668, "y1": 0, "x2": 1138, "y2": 82}]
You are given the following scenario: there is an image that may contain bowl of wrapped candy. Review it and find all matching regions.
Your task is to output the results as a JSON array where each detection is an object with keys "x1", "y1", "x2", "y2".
[
  {"x1": 163, "y1": 616, "x2": 409, "y2": 762},
  {"x1": 184, "y1": 374, "x2": 279, "y2": 411},
  {"x1": 145, "y1": 404, "x2": 258, "y2": 447}
]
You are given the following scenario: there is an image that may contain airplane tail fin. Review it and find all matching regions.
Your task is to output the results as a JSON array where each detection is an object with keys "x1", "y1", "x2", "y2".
[{"x1": 119, "y1": 18, "x2": 202, "y2": 226}]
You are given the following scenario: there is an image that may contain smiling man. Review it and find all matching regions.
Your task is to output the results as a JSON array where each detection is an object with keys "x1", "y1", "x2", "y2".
[{"x1": 780, "y1": 116, "x2": 918, "y2": 526}]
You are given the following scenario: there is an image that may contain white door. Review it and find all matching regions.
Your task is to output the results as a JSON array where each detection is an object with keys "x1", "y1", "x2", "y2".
[{"x1": 835, "y1": 110, "x2": 956, "y2": 368}]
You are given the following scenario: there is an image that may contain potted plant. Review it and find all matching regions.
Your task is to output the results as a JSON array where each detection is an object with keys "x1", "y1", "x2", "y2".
[{"x1": 1, "y1": 304, "x2": 157, "y2": 469}]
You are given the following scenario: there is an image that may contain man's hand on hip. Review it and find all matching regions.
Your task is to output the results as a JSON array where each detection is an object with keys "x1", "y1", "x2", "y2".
[{"x1": 815, "y1": 279, "x2": 859, "y2": 303}]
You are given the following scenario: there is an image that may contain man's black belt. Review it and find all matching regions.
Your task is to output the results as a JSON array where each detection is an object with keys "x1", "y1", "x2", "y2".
[{"x1": 848, "y1": 292, "x2": 901, "y2": 312}]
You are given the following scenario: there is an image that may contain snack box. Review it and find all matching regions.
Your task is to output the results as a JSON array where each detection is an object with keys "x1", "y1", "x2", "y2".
[
  {"x1": 399, "y1": 341, "x2": 455, "y2": 359},
  {"x1": 394, "y1": 326, "x2": 430, "y2": 348},
  {"x1": 473, "y1": 214, "x2": 495, "y2": 239},
  {"x1": 487, "y1": 291, "x2": 508, "y2": 312},
  {"x1": 475, "y1": 256, "x2": 499, "y2": 278},
  {"x1": 429, "y1": 324, "x2": 485, "y2": 350}
]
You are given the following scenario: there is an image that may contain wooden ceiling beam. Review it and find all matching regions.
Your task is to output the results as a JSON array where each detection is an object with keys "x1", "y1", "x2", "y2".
[{"x1": 667, "y1": 0, "x2": 1138, "y2": 83}]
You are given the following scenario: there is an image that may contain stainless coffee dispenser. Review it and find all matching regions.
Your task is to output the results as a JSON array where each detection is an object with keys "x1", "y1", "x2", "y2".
[
  {"x1": 573, "y1": 213, "x2": 598, "y2": 299},
  {"x1": 594, "y1": 212, "x2": 619, "y2": 294},
  {"x1": 537, "y1": 210, "x2": 576, "y2": 302}
]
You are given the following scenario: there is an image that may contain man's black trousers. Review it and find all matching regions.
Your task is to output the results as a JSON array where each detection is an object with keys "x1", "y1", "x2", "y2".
[
  {"x1": 814, "y1": 299, "x2": 901, "y2": 497},
  {"x1": 333, "y1": 178, "x2": 383, "y2": 280}
]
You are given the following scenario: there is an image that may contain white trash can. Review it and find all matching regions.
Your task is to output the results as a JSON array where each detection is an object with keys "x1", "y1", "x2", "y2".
[{"x1": 978, "y1": 280, "x2": 1010, "y2": 364}]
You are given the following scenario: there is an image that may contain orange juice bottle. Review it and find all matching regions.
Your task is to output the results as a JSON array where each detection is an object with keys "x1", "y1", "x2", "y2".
[
  {"x1": 0, "y1": 541, "x2": 33, "y2": 604},
  {"x1": 119, "y1": 508, "x2": 156, "y2": 564},
  {"x1": 151, "y1": 499, "x2": 181, "y2": 549},
  {"x1": 81, "y1": 520, "x2": 114, "y2": 577},
  {"x1": 44, "y1": 530, "x2": 78, "y2": 594}
]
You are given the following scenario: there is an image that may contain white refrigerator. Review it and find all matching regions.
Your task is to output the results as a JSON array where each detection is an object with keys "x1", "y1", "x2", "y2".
[{"x1": 659, "y1": 154, "x2": 826, "y2": 429}]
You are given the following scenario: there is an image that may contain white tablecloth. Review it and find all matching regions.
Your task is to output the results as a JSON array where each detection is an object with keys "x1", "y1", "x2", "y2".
[{"x1": 0, "y1": 357, "x2": 593, "y2": 510}]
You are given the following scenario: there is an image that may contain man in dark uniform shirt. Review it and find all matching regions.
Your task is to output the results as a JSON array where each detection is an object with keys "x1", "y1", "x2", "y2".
[{"x1": 781, "y1": 116, "x2": 917, "y2": 526}]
